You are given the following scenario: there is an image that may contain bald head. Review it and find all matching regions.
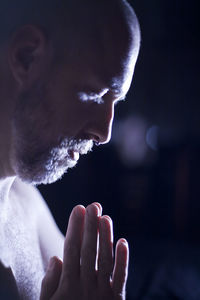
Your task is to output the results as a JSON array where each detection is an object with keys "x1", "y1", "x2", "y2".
[
  {"x1": 48, "y1": 0, "x2": 140, "y2": 89},
  {"x1": 0, "y1": 0, "x2": 140, "y2": 183},
  {"x1": 0, "y1": 0, "x2": 140, "y2": 55}
]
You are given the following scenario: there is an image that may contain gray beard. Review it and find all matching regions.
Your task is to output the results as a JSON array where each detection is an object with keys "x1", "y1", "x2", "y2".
[
  {"x1": 11, "y1": 134, "x2": 93, "y2": 185},
  {"x1": 10, "y1": 89, "x2": 93, "y2": 185}
]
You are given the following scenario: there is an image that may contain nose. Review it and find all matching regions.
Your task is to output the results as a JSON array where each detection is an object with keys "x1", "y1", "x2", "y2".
[{"x1": 85, "y1": 102, "x2": 115, "y2": 145}]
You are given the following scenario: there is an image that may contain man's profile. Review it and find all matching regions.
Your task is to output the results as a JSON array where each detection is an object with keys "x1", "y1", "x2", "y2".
[{"x1": 0, "y1": 0, "x2": 140, "y2": 299}]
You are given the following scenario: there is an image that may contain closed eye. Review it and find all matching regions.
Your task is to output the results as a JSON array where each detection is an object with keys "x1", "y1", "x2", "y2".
[
  {"x1": 92, "y1": 97, "x2": 104, "y2": 104},
  {"x1": 78, "y1": 92, "x2": 104, "y2": 104}
]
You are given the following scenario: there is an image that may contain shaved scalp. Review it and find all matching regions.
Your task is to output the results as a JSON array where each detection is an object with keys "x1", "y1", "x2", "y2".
[{"x1": 0, "y1": 0, "x2": 140, "y2": 52}]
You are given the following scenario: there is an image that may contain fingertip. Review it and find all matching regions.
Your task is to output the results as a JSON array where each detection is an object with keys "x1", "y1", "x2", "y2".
[
  {"x1": 53, "y1": 256, "x2": 63, "y2": 266},
  {"x1": 87, "y1": 202, "x2": 101, "y2": 217},
  {"x1": 93, "y1": 202, "x2": 102, "y2": 215},
  {"x1": 46, "y1": 256, "x2": 62, "y2": 273},
  {"x1": 100, "y1": 215, "x2": 113, "y2": 230},
  {"x1": 73, "y1": 204, "x2": 86, "y2": 217},
  {"x1": 118, "y1": 238, "x2": 128, "y2": 246},
  {"x1": 116, "y1": 239, "x2": 129, "y2": 256},
  {"x1": 46, "y1": 256, "x2": 55, "y2": 272},
  {"x1": 41, "y1": 256, "x2": 63, "y2": 300},
  {"x1": 102, "y1": 214, "x2": 112, "y2": 221},
  {"x1": 76, "y1": 204, "x2": 86, "y2": 210},
  {"x1": 100, "y1": 215, "x2": 113, "y2": 243}
]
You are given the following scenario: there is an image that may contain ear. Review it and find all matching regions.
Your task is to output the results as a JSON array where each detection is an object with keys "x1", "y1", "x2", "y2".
[{"x1": 8, "y1": 25, "x2": 49, "y2": 88}]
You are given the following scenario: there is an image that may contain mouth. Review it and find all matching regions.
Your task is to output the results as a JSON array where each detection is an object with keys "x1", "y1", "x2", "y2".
[{"x1": 68, "y1": 150, "x2": 80, "y2": 161}]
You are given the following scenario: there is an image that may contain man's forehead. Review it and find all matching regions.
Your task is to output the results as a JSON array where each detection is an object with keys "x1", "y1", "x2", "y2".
[{"x1": 61, "y1": 0, "x2": 140, "y2": 98}]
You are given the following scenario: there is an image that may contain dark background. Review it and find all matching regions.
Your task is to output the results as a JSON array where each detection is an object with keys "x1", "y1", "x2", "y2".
[{"x1": 39, "y1": 1, "x2": 200, "y2": 299}]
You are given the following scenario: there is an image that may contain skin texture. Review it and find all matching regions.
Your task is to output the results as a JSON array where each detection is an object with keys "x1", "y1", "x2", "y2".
[
  {"x1": 40, "y1": 203, "x2": 129, "y2": 300},
  {"x1": 9, "y1": 13, "x2": 139, "y2": 185},
  {"x1": 0, "y1": 0, "x2": 140, "y2": 184},
  {"x1": 0, "y1": 0, "x2": 140, "y2": 299}
]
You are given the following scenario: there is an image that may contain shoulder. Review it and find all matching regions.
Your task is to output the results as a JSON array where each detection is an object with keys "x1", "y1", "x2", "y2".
[
  {"x1": 11, "y1": 177, "x2": 54, "y2": 221},
  {"x1": 11, "y1": 177, "x2": 45, "y2": 210},
  {"x1": 9, "y1": 177, "x2": 62, "y2": 237},
  {"x1": 11, "y1": 177, "x2": 64, "y2": 263}
]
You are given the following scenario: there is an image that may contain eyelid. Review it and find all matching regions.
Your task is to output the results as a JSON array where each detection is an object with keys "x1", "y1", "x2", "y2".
[
  {"x1": 92, "y1": 98, "x2": 104, "y2": 104},
  {"x1": 78, "y1": 90, "x2": 126, "y2": 105},
  {"x1": 78, "y1": 92, "x2": 104, "y2": 104}
]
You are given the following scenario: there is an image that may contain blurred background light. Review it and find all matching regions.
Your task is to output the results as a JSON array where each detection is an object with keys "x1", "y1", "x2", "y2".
[
  {"x1": 112, "y1": 115, "x2": 148, "y2": 166},
  {"x1": 146, "y1": 125, "x2": 159, "y2": 151}
]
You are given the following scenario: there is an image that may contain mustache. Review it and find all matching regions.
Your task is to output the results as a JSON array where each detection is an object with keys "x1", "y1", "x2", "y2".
[
  {"x1": 49, "y1": 138, "x2": 94, "y2": 160},
  {"x1": 44, "y1": 138, "x2": 94, "y2": 173},
  {"x1": 60, "y1": 139, "x2": 94, "y2": 155}
]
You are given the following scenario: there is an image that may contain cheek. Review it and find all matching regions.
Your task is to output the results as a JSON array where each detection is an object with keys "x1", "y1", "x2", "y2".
[
  {"x1": 45, "y1": 82, "x2": 95, "y2": 137},
  {"x1": 46, "y1": 100, "x2": 87, "y2": 138}
]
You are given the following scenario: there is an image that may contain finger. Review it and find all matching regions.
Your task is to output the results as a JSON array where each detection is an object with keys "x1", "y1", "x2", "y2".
[
  {"x1": 98, "y1": 216, "x2": 114, "y2": 288},
  {"x1": 93, "y1": 202, "x2": 103, "y2": 215},
  {"x1": 80, "y1": 203, "x2": 101, "y2": 283},
  {"x1": 112, "y1": 239, "x2": 129, "y2": 299},
  {"x1": 61, "y1": 205, "x2": 85, "y2": 283},
  {"x1": 40, "y1": 256, "x2": 62, "y2": 300}
]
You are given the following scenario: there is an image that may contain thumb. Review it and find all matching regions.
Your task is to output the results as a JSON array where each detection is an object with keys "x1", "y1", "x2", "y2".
[{"x1": 40, "y1": 256, "x2": 62, "y2": 300}]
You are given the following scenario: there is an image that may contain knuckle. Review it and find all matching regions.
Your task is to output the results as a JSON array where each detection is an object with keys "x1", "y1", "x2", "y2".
[
  {"x1": 99, "y1": 250, "x2": 113, "y2": 264},
  {"x1": 64, "y1": 243, "x2": 79, "y2": 255},
  {"x1": 81, "y1": 281, "x2": 96, "y2": 297},
  {"x1": 81, "y1": 246, "x2": 97, "y2": 261},
  {"x1": 100, "y1": 266, "x2": 112, "y2": 277},
  {"x1": 57, "y1": 283, "x2": 80, "y2": 300},
  {"x1": 99, "y1": 260, "x2": 113, "y2": 275},
  {"x1": 56, "y1": 288, "x2": 66, "y2": 299}
]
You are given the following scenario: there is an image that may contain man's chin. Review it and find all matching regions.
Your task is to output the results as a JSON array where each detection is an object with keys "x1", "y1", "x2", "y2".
[{"x1": 17, "y1": 159, "x2": 78, "y2": 186}]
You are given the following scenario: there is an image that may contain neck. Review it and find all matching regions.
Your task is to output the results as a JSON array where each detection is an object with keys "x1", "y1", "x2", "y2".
[
  {"x1": 0, "y1": 46, "x2": 17, "y2": 180},
  {"x1": 0, "y1": 156, "x2": 14, "y2": 179},
  {"x1": 0, "y1": 90, "x2": 16, "y2": 179},
  {"x1": 0, "y1": 113, "x2": 15, "y2": 179}
]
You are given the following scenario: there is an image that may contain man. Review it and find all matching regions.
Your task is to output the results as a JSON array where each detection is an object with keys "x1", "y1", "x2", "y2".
[{"x1": 0, "y1": 0, "x2": 140, "y2": 299}]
